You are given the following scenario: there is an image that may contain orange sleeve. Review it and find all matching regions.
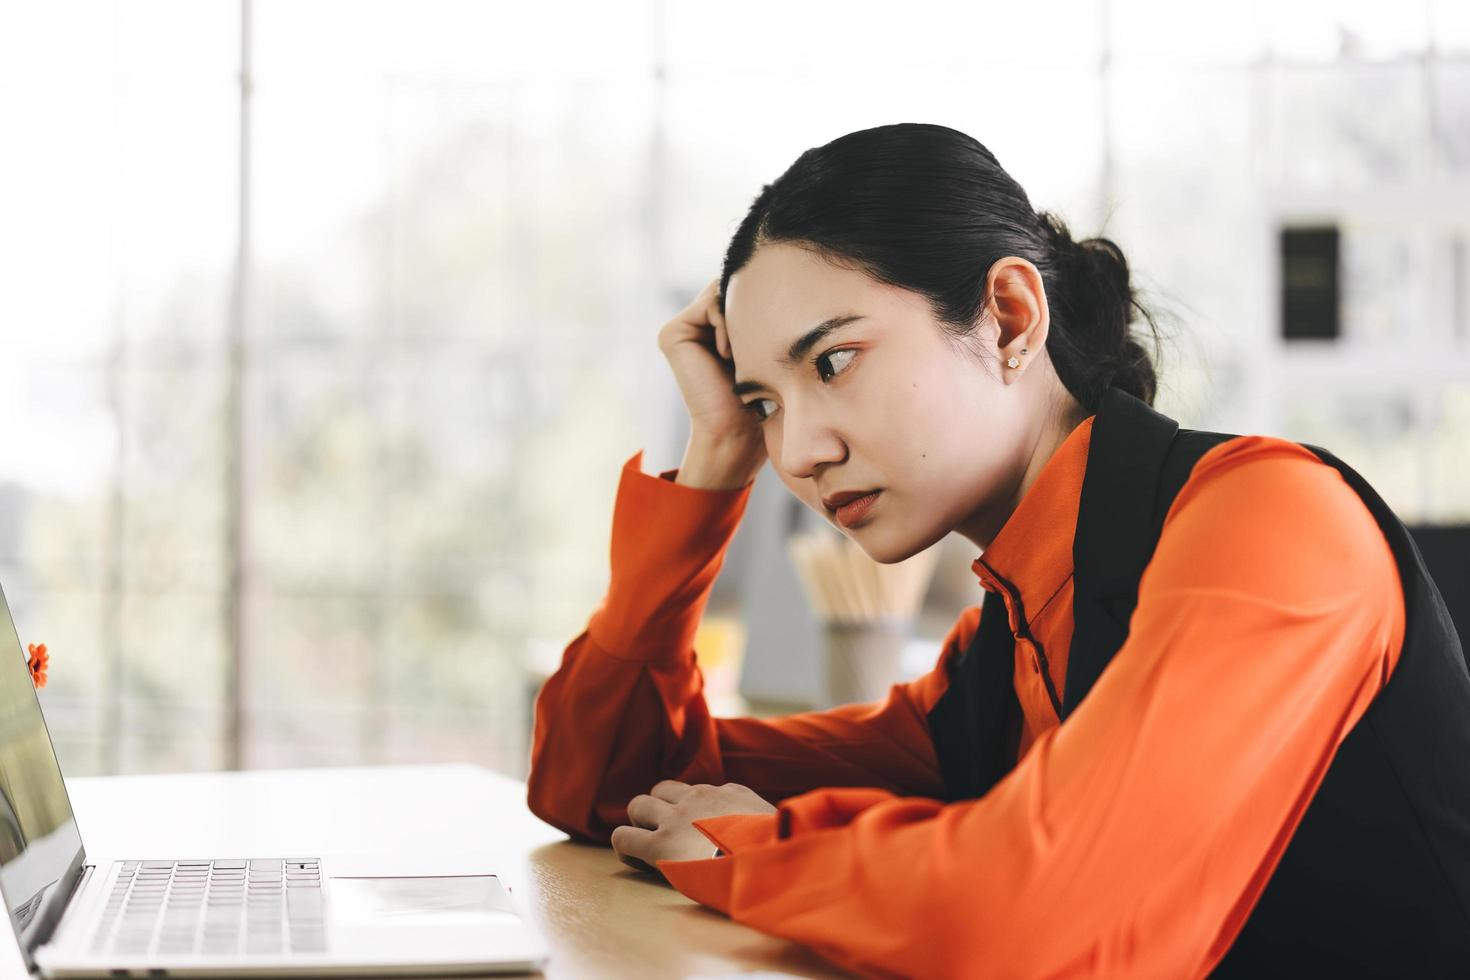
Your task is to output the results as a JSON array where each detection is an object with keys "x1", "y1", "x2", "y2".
[
  {"x1": 656, "y1": 437, "x2": 1407, "y2": 979},
  {"x1": 525, "y1": 449, "x2": 976, "y2": 842}
]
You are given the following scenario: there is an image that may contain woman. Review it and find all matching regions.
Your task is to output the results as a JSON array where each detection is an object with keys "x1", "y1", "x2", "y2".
[{"x1": 527, "y1": 123, "x2": 1470, "y2": 977}]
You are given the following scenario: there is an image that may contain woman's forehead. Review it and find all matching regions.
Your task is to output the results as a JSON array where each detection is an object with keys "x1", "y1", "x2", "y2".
[{"x1": 725, "y1": 244, "x2": 914, "y2": 347}]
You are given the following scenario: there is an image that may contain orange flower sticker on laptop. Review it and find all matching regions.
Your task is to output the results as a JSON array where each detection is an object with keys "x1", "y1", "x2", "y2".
[{"x1": 26, "y1": 642, "x2": 48, "y2": 688}]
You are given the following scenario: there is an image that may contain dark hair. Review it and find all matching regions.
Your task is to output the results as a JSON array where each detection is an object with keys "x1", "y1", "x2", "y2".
[{"x1": 718, "y1": 122, "x2": 1161, "y2": 412}]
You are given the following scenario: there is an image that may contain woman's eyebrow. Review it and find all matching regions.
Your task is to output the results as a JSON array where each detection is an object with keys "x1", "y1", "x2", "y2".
[{"x1": 731, "y1": 314, "x2": 867, "y2": 396}]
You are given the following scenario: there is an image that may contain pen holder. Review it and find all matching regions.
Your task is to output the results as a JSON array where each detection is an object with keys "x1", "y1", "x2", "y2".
[
  {"x1": 787, "y1": 528, "x2": 940, "y2": 708},
  {"x1": 824, "y1": 618, "x2": 910, "y2": 707}
]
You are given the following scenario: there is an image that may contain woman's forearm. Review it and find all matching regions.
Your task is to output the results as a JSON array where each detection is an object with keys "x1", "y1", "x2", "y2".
[{"x1": 525, "y1": 450, "x2": 754, "y2": 839}]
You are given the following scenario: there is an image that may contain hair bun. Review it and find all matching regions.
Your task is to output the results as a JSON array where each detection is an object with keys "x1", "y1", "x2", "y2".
[{"x1": 1035, "y1": 211, "x2": 1157, "y2": 408}]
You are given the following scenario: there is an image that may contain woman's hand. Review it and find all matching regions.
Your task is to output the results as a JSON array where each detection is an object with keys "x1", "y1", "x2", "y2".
[
  {"x1": 658, "y1": 277, "x2": 767, "y2": 489},
  {"x1": 610, "y1": 779, "x2": 777, "y2": 873}
]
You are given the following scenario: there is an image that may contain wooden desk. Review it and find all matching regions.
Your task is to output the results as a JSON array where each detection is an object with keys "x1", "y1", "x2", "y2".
[{"x1": 64, "y1": 764, "x2": 849, "y2": 979}]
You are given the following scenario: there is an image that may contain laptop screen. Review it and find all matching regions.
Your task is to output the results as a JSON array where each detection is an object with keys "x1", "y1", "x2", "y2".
[{"x1": 0, "y1": 583, "x2": 85, "y2": 961}]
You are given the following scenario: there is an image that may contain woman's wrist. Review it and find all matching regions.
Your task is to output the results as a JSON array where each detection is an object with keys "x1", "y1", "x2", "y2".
[{"x1": 675, "y1": 434, "x2": 763, "y2": 490}]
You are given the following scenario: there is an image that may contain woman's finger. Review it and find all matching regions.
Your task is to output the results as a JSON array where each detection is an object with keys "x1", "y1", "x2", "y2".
[
  {"x1": 610, "y1": 823, "x2": 658, "y2": 872},
  {"x1": 625, "y1": 793, "x2": 672, "y2": 830},
  {"x1": 674, "y1": 276, "x2": 720, "y2": 328},
  {"x1": 707, "y1": 290, "x2": 731, "y2": 360},
  {"x1": 649, "y1": 779, "x2": 693, "y2": 803}
]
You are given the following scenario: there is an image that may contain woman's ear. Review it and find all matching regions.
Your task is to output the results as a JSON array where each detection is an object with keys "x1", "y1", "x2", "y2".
[{"x1": 984, "y1": 257, "x2": 1050, "y2": 379}]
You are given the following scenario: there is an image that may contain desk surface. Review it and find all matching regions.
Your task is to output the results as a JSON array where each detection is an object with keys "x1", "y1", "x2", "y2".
[{"x1": 65, "y1": 764, "x2": 847, "y2": 979}]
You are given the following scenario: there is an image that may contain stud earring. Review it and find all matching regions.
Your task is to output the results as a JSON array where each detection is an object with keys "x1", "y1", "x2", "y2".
[{"x1": 1006, "y1": 356, "x2": 1019, "y2": 369}]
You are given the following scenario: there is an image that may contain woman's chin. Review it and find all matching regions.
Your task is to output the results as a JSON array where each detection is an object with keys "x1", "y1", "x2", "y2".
[{"x1": 848, "y1": 528, "x2": 925, "y2": 566}]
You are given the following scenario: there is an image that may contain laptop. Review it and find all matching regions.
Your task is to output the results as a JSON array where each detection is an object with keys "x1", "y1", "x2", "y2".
[{"x1": 0, "y1": 582, "x2": 549, "y2": 977}]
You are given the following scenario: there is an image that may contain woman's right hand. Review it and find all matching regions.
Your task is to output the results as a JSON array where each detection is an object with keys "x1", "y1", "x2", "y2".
[{"x1": 657, "y1": 277, "x2": 767, "y2": 488}]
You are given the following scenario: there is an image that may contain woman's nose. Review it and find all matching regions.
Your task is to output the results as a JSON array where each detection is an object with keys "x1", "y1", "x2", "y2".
[{"x1": 777, "y1": 404, "x2": 847, "y2": 479}]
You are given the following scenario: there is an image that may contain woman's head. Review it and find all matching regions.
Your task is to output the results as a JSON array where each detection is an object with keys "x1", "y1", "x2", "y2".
[{"x1": 717, "y1": 122, "x2": 1161, "y2": 562}]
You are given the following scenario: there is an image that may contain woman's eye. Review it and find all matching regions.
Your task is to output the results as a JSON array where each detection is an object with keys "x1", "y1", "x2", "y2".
[
  {"x1": 816, "y1": 348, "x2": 857, "y2": 383},
  {"x1": 741, "y1": 349, "x2": 857, "y2": 422},
  {"x1": 744, "y1": 398, "x2": 777, "y2": 421}
]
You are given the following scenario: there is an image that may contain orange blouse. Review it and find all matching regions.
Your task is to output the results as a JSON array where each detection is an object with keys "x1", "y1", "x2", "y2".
[{"x1": 527, "y1": 413, "x2": 1406, "y2": 978}]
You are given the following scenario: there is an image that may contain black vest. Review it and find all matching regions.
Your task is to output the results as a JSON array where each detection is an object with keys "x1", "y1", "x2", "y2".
[{"x1": 926, "y1": 386, "x2": 1470, "y2": 976}]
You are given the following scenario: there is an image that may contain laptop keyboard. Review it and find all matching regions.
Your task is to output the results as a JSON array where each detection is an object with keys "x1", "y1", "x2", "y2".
[{"x1": 90, "y1": 858, "x2": 326, "y2": 957}]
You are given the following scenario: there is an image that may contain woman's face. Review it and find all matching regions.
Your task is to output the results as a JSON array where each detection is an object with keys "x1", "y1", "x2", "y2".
[{"x1": 723, "y1": 241, "x2": 1061, "y2": 563}]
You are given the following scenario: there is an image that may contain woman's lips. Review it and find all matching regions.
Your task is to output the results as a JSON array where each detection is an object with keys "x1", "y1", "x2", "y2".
[{"x1": 834, "y1": 490, "x2": 881, "y2": 527}]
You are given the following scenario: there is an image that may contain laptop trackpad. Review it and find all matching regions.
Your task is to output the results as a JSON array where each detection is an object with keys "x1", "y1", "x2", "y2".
[{"x1": 328, "y1": 875, "x2": 523, "y2": 928}]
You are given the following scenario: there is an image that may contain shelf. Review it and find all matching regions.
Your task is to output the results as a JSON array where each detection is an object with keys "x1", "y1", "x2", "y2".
[
  {"x1": 1265, "y1": 182, "x2": 1470, "y2": 230},
  {"x1": 1274, "y1": 343, "x2": 1470, "y2": 386}
]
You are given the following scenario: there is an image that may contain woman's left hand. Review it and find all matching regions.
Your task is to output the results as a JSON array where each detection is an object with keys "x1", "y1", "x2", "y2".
[{"x1": 611, "y1": 779, "x2": 777, "y2": 873}]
